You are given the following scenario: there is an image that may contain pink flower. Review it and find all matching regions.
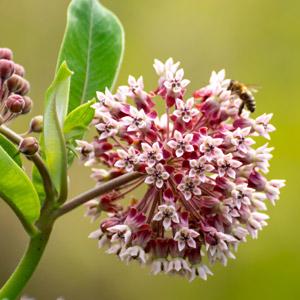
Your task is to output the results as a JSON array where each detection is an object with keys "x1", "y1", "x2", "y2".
[
  {"x1": 199, "y1": 136, "x2": 223, "y2": 161},
  {"x1": 225, "y1": 127, "x2": 255, "y2": 153},
  {"x1": 174, "y1": 227, "x2": 200, "y2": 251},
  {"x1": 217, "y1": 153, "x2": 242, "y2": 178},
  {"x1": 121, "y1": 106, "x2": 149, "y2": 131},
  {"x1": 153, "y1": 203, "x2": 179, "y2": 230},
  {"x1": 189, "y1": 157, "x2": 214, "y2": 182},
  {"x1": 114, "y1": 147, "x2": 139, "y2": 172},
  {"x1": 178, "y1": 177, "x2": 202, "y2": 200},
  {"x1": 189, "y1": 264, "x2": 213, "y2": 281},
  {"x1": 253, "y1": 113, "x2": 276, "y2": 140},
  {"x1": 164, "y1": 69, "x2": 190, "y2": 94},
  {"x1": 95, "y1": 115, "x2": 119, "y2": 140},
  {"x1": 167, "y1": 130, "x2": 194, "y2": 157},
  {"x1": 75, "y1": 140, "x2": 93, "y2": 161},
  {"x1": 107, "y1": 224, "x2": 132, "y2": 244},
  {"x1": 153, "y1": 58, "x2": 180, "y2": 85},
  {"x1": 145, "y1": 163, "x2": 170, "y2": 189},
  {"x1": 231, "y1": 183, "x2": 254, "y2": 209},
  {"x1": 139, "y1": 142, "x2": 163, "y2": 167},
  {"x1": 173, "y1": 98, "x2": 199, "y2": 123}
]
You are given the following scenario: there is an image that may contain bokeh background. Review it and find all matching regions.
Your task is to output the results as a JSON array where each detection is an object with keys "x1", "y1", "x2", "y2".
[{"x1": 0, "y1": 0, "x2": 298, "y2": 299}]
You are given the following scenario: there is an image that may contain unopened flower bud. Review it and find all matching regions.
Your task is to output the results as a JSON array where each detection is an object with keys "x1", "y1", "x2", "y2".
[
  {"x1": 30, "y1": 115, "x2": 43, "y2": 133},
  {"x1": 6, "y1": 74, "x2": 24, "y2": 93},
  {"x1": 14, "y1": 63, "x2": 25, "y2": 77},
  {"x1": 18, "y1": 79, "x2": 30, "y2": 96},
  {"x1": 6, "y1": 75, "x2": 30, "y2": 95},
  {"x1": 21, "y1": 96, "x2": 33, "y2": 114},
  {"x1": 0, "y1": 48, "x2": 13, "y2": 60},
  {"x1": 6, "y1": 94, "x2": 25, "y2": 113},
  {"x1": 19, "y1": 137, "x2": 39, "y2": 156},
  {"x1": 0, "y1": 59, "x2": 15, "y2": 81}
]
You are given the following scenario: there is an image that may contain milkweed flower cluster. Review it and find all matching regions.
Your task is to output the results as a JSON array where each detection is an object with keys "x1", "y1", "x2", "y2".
[
  {"x1": 0, "y1": 48, "x2": 32, "y2": 124},
  {"x1": 77, "y1": 58, "x2": 285, "y2": 281}
]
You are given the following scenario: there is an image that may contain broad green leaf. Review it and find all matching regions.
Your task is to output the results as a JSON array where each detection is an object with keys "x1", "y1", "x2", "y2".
[
  {"x1": 0, "y1": 134, "x2": 22, "y2": 167},
  {"x1": 43, "y1": 62, "x2": 72, "y2": 202},
  {"x1": 0, "y1": 145, "x2": 40, "y2": 228},
  {"x1": 64, "y1": 99, "x2": 95, "y2": 165},
  {"x1": 57, "y1": 0, "x2": 124, "y2": 112}
]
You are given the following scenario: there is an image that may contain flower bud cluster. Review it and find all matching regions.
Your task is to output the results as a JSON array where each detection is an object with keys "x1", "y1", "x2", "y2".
[
  {"x1": 0, "y1": 48, "x2": 32, "y2": 124},
  {"x1": 78, "y1": 58, "x2": 285, "y2": 281}
]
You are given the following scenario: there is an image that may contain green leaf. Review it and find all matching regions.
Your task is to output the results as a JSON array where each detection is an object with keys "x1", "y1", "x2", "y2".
[
  {"x1": 43, "y1": 62, "x2": 72, "y2": 202},
  {"x1": 0, "y1": 134, "x2": 22, "y2": 167},
  {"x1": 57, "y1": 0, "x2": 124, "y2": 113},
  {"x1": 64, "y1": 99, "x2": 95, "y2": 166},
  {"x1": 64, "y1": 99, "x2": 96, "y2": 140},
  {"x1": 0, "y1": 145, "x2": 40, "y2": 230}
]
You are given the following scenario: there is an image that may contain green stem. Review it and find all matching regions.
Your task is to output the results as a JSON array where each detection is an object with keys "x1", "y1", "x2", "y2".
[
  {"x1": 0, "y1": 125, "x2": 56, "y2": 201},
  {"x1": 0, "y1": 230, "x2": 51, "y2": 300}
]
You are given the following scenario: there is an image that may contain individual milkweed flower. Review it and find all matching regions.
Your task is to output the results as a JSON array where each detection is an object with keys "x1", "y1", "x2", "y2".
[
  {"x1": 107, "y1": 224, "x2": 132, "y2": 244},
  {"x1": 253, "y1": 113, "x2": 276, "y2": 140},
  {"x1": 119, "y1": 245, "x2": 147, "y2": 264},
  {"x1": 167, "y1": 130, "x2": 194, "y2": 157},
  {"x1": 88, "y1": 228, "x2": 108, "y2": 248},
  {"x1": 189, "y1": 264, "x2": 213, "y2": 282},
  {"x1": 174, "y1": 227, "x2": 200, "y2": 251},
  {"x1": 81, "y1": 58, "x2": 285, "y2": 281},
  {"x1": 250, "y1": 144, "x2": 273, "y2": 173},
  {"x1": 145, "y1": 163, "x2": 170, "y2": 189},
  {"x1": 120, "y1": 75, "x2": 145, "y2": 98},
  {"x1": 199, "y1": 136, "x2": 223, "y2": 161},
  {"x1": 95, "y1": 115, "x2": 119, "y2": 140},
  {"x1": 264, "y1": 179, "x2": 285, "y2": 205},
  {"x1": 121, "y1": 106, "x2": 149, "y2": 131},
  {"x1": 178, "y1": 176, "x2": 202, "y2": 200},
  {"x1": 119, "y1": 75, "x2": 154, "y2": 112},
  {"x1": 114, "y1": 147, "x2": 139, "y2": 172},
  {"x1": 209, "y1": 69, "x2": 231, "y2": 91},
  {"x1": 225, "y1": 127, "x2": 255, "y2": 153},
  {"x1": 246, "y1": 212, "x2": 269, "y2": 238},
  {"x1": 189, "y1": 157, "x2": 214, "y2": 182},
  {"x1": 153, "y1": 57, "x2": 180, "y2": 84},
  {"x1": 139, "y1": 142, "x2": 163, "y2": 167},
  {"x1": 217, "y1": 153, "x2": 242, "y2": 178},
  {"x1": 75, "y1": 140, "x2": 94, "y2": 161},
  {"x1": 231, "y1": 183, "x2": 254, "y2": 209},
  {"x1": 153, "y1": 203, "x2": 179, "y2": 230},
  {"x1": 173, "y1": 98, "x2": 199, "y2": 123},
  {"x1": 95, "y1": 87, "x2": 116, "y2": 108},
  {"x1": 164, "y1": 69, "x2": 190, "y2": 94}
]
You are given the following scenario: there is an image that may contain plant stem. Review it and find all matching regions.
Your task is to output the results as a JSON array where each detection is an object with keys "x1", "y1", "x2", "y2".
[
  {"x1": 0, "y1": 125, "x2": 56, "y2": 200},
  {"x1": 54, "y1": 172, "x2": 143, "y2": 218},
  {"x1": 0, "y1": 229, "x2": 52, "y2": 300}
]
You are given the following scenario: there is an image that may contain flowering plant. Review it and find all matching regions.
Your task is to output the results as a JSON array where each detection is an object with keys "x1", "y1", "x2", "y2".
[{"x1": 0, "y1": 0, "x2": 284, "y2": 298}]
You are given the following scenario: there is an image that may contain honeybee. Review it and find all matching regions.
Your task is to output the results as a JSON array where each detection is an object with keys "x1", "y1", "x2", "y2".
[{"x1": 228, "y1": 80, "x2": 257, "y2": 115}]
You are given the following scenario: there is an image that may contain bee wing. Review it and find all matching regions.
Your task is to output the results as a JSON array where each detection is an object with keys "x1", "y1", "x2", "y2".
[{"x1": 246, "y1": 84, "x2": 261, "y2": 93}]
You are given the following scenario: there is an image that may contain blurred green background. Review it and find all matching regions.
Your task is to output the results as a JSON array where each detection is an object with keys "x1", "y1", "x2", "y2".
[{"x1": 0, "y1": 0, "x2": 298, "y2": 299}]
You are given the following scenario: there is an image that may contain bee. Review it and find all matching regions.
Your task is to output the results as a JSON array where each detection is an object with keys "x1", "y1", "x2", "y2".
[{"x1": 227, "y1": 80, "x2": 256, "y2": 115}]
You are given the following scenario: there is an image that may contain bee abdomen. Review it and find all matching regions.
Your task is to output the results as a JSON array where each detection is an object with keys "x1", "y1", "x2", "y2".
[{"x1": 241, "y1": 93, "x2": 256, "y2": 112}]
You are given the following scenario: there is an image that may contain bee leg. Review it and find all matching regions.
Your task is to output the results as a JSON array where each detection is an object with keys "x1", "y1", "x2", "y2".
[{"x1": 238, "y1": 102, "x2": 245, "y2": 115}]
